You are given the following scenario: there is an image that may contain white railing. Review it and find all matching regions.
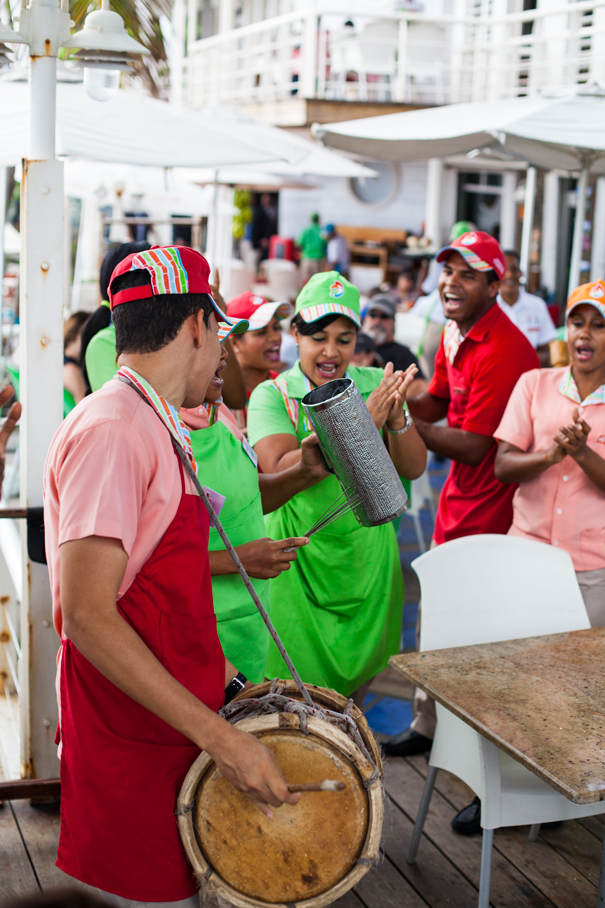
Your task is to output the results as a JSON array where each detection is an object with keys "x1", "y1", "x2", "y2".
[{"x1": 176, "y1": 2, "x2": 605, "y2": 111}]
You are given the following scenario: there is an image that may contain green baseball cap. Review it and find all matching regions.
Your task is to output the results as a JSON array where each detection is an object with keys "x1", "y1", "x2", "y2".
[{"x1": 295, "y1": 271, "x2": 361, "y2": 328}]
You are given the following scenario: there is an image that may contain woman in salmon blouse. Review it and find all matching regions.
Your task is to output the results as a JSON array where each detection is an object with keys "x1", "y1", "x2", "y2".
[{"x1": 495, "y1": 280, "x2": 605, "y2": 625}]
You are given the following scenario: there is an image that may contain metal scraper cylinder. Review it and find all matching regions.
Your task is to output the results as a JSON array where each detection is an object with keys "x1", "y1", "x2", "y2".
[{"x1": 302, "y1": 378, "x2": 409, "y2": 528}]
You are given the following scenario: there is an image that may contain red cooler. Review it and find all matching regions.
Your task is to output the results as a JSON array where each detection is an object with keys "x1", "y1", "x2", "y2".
[{"x1": 269, "y1": 236, "x2": 295, "y2": 261}]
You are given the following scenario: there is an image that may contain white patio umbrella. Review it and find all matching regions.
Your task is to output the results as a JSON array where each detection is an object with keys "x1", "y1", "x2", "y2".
[
  {"x1": 0, "y1": 80, "x2": 307, "y2": 168},
  {"x1": 184, "y1": 106, "x2": 378, "y2": 181},
  {"x1": 314, "y1": 86, "x2": 605, "y2": 294}
]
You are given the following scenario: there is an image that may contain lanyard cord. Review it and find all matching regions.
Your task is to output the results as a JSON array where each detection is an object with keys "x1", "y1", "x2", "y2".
[{"x1": 119, "y1": 374, "x2": 315, "y2": 709}]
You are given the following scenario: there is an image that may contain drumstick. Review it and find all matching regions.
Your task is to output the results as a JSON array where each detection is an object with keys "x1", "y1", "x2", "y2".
[{"x1": 288, "y1": 780, "x2": 346, "y2": 792}]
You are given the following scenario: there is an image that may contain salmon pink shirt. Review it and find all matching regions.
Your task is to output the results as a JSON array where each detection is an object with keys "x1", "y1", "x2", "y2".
[
  {"x1": 495, "y1": 367, "x2": 605, "y2": 571},
  {"x1": 44, "y1": 379, "x2": 196, "y2": 638}
]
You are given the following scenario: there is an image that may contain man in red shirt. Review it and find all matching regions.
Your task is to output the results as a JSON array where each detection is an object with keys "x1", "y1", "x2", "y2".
[{"x1": 384, "y1": 231, "x2": 538, "y2": 767}]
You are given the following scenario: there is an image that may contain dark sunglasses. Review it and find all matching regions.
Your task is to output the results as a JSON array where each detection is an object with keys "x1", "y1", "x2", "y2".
[{"x1": 367, "y1": 310, "x2": 394, "y2": 320}]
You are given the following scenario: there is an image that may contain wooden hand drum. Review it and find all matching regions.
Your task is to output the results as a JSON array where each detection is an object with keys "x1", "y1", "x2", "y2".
[{"x1": 177, "y1": 682, "x2": 383, "y2": 908}]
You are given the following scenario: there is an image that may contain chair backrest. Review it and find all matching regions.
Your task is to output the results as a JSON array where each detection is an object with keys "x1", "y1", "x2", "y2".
[
  {"x1": 412, "y1": 535, "x2": 589, "y2": 652},
  {"x1": 228, "y1": 264, "x2": 255, "y2": 297},
  {"x1": 267, "y1": 269, "x2": 300, "y2": 304},
  {"x1": 263, "y1": 258, "x2": 297, "y2": 275},
  {"x1": 407, "y1": 469, "x2": 433, "y2": 518}
]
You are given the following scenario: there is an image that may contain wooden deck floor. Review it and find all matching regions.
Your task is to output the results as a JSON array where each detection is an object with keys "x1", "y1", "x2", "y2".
[{"x1": 2, "y1": 755, "x2": 603, "y2": 908}]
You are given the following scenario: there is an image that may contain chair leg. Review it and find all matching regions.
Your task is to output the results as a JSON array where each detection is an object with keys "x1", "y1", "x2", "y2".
[
  {"x1": 412, "y1": 513, "x2": 426, "y2": 554},
  {"x1": 407, "y1": 766, "x2": 438, "y2": 863},
  {"x1": 528, "y1": 823, "x2": 541, "y2": 842},
  {"x1": 478, "y1": 828, "x2": 494, "y2": 908},
  {"x1": 597, "y1": 824, "x2": 605, "y2": 906}
]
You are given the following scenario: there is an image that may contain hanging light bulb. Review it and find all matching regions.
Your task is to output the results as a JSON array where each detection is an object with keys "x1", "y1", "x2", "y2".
[
  {"x1": 61, "y1": 0, "x2": 149, "y2": 102},
  {"x1": 83, "y1": 67, "x2": 121, "y2": 102}
]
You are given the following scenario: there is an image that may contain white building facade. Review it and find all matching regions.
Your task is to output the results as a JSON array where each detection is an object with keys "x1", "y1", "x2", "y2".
[{"x1": 170, "y1": 0, "x2": 605, "y2": 302}]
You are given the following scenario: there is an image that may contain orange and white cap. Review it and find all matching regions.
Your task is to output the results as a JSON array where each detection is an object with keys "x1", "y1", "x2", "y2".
[{"x1": 566, "y1": 279, "x2": 605, "y2": 320}]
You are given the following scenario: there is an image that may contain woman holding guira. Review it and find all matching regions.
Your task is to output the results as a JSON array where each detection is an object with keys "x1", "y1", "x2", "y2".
[{"x1": 247, "y1": 272, "x2": 427, "y2": 704}]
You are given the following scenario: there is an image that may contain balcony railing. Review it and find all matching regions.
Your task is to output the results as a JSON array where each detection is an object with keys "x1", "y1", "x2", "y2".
[{"x1": 175, "y1": 3, "x2": 605, "y2": 112}]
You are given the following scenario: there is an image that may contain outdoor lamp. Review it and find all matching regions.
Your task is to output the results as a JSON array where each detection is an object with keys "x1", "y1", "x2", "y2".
[{"x1": 62, "y1": 0, "x2": 149, "y2": 102}]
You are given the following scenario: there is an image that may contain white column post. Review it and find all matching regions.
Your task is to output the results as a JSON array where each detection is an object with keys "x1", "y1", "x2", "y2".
[
  {"x1": 424, "y1": 158, "x2": 444, "y2": 249},
  {"x1": 394, "y1": 18, "x2": 408, "y2": 102},
  {"x1": 568, "y1": 165, "x2": 589, "y2": 298},
  {"x1": 0, "y1": 167, "x2": 6, "y2": 312},
  {"x1": 499, "y1": 171, "x2": 517, "y2": 250},
  {"x1": 17, "y1": 0, "x2": 67, "y2": 780},
  {"x1": 591, "y1": 176, "x2": 605, "y2": 281},
  {"x1": 300, "y1": 8, "x2": 318, "y2": 99},
  {"x1": 170, "y1": 0, "x2": 188, "y2": 107},
  {"x1": 519, "y1": 166, "x2": 536, "y2": 279},
  {"x1": 541, "y1": 170, "x2": 559, "y2": 297},
  {"x1": 218, "y1": 0, "x2": 234, "y2": 33}
]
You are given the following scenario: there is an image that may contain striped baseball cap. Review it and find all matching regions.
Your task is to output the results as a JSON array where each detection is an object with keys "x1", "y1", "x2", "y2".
[
  {"x1": 295, "y1": 271, "x2": 361, "y2": 327},
  {"x1": 108, "y1": 245, "x2": 248, "y2": 340},
  {"x1": 567, "y1": 279, "x2": 605, "y2": 320},
  {"x1": 436, "y1": 231, "x2": 506, "y2": 279}
]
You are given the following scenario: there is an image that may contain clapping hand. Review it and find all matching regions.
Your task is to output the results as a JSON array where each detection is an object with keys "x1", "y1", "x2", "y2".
[
  {"x1": 386, "y1": 363, "x2": 418, "y2": 431},
  {"x1": 367, "y1": 362, "x2": 405, "y2": 430},
  {"x1": 553, "y1": 407, "x2": 591, "y2": 461}
]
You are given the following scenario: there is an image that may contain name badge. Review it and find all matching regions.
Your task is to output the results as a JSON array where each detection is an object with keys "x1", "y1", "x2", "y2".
[
  {"x1": 242, "y1": 436, "x2": 258, "y2": 467},
  {"x1": 203, "y1": 486, "x2": 226, "y2": 526}
]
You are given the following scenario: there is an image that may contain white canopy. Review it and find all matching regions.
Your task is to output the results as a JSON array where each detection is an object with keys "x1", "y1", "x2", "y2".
[
  {"x1": 314, "y1": 86, "x2": 605, "y2": 292},
  {"x1": 0, "y1": 80, "x2": 307, "y2": 168},
  {"x1": 313, "y1": 87, "x2": 605, "y2": 174},
  {"x1": 185, "y1": 106, "x2": 378, "y2": 181}
]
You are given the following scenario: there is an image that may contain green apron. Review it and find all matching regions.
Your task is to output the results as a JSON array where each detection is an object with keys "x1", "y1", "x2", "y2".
[
  {"x1": 190, "y1": 420, "x2": 270, "y2": 682},
  {"x1": 247, "y1": 363, "x2": 404, "y2": 698}
]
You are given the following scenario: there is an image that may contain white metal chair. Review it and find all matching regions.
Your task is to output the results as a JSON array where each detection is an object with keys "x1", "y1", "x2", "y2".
[
  {"x1": 407, "y1": 534, "x2": 605, "y2": 908},
  {"x1": 399, "y1": 469, "x2": 435, "y2": 553},
  {"x1": 227, "y1": 259, "x2": 255, "y2": 297}
]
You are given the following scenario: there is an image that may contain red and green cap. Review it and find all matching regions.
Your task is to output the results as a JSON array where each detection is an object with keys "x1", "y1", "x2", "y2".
[
  {"x1": 227, "y1": 291, "x2": 292, "y2": 330},
  {"x1": 108, "y1": 245, "x2": 249, "y2": 341},
  {"x1": 436, "y1": 230, "x2": 506, "y2": 279},
  {"x1": 295, "y1": 271, "x2": 361, "y2": 328},
  {"x1": 567, "y1": 279, "x2": 605, "y2": 320}
]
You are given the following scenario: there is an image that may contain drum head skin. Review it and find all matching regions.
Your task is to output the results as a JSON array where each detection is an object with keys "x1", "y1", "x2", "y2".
[{"x1": 194, "y1": 730, "x2": 368, "y2": 903}]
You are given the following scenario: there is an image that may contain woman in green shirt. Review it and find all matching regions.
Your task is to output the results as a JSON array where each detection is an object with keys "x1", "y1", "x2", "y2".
[
  {"x1": 247, "y1": 272, "x2": 427, "y2": 702},
  {"x1": 181, "y1": 337, "x2": 327, "y2": 682}
]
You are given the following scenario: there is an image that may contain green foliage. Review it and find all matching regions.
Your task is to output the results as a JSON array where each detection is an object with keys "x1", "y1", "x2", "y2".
[{"x1": 233, "y1": 189, "x2": 252, "y2": 241}]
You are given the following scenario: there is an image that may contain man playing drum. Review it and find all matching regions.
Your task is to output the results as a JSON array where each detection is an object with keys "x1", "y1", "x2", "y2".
[{"x1": 44, "y1": 246, "x2": 300, "y2": 906}]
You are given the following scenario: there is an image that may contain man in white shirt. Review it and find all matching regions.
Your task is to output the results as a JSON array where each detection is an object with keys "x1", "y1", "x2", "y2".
[
  {"x1": 498, "y1": 249, "x2": 556, "y2": 366},
  {"x1": 325, "y1": 224, "x2": 350, "y2": 277}
]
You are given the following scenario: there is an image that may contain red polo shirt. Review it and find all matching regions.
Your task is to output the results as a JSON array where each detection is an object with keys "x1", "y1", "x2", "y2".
[{"x1": 429, "y1": 303, "x2": 539, "y2": 544}]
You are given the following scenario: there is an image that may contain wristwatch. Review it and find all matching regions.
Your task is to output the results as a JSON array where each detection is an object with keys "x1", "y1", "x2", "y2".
[
  {"x1": 386, "y1": 410, "x2": 412, "y2": 435},
  {"x1": 224, "y1": 671, "x2": 247, "y2": 704}
]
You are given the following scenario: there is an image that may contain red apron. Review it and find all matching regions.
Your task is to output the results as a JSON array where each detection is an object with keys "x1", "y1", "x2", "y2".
[{"x1": 56, "y1": 454, "x2": 226, "y2": 901}]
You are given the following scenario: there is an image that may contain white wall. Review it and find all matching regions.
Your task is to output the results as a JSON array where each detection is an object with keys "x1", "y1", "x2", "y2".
[{"x1": 278, "y1": 162, "x2": 428, "y2": 238}]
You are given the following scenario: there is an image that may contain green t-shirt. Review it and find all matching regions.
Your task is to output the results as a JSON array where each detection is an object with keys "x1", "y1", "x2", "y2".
[
  {"x1": 247, "y1": 361, "x2": 405, "y2": 696},
  {"x1": 86, "y1": 324, "x2": 118, "y2": 393},
  {"x1": 297, "y1": 224, "x2": 327, "y2": 261}
]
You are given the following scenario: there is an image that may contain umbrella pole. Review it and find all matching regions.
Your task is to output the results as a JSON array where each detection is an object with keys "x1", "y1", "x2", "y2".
[
  {"x1": 207, "y1": 168, "x2": 219, "y2": 267},
  {"x1": 519, "y1": 166, "x2": 536, "y2": 281},
  {"x1": 568, "y1": 164, "x2": 589, "y2": 298}
]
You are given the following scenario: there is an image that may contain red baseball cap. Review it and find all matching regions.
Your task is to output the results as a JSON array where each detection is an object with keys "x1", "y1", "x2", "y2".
[
  {"x1": 436, "y1": 231, "x2": 506, "y2": 279},
  {"x1": 108, "y1": 245, "x2": 249, "y2": 340},
  {"x1": 226, "y1": 292, "x2": 292, "y2": 331}
]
